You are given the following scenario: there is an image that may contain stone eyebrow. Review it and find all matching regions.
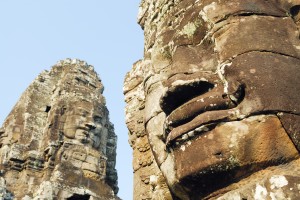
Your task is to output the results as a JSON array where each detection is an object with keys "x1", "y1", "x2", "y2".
[{"x1": 93, "y1": 116, "x2": 103, "y2": 122}]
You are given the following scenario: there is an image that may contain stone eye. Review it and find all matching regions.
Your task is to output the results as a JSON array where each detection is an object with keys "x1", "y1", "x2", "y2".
[
  {"x1": 94, "y1": 116, "x2": 102, "y2": 123},
  {"x1": 81, "y1": 111, "x2": 88, "y2": 117}
]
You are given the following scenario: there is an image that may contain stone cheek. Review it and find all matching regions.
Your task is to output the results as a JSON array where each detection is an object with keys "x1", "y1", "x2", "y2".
[
  {"x1": 144, "y1": 81, "x2": 165, "y2": 124},
  {"x1": 278, "y1": 113, "x2": 300, "y2": 152},
  {"x1": 145, "y1": 112, "x2": 167, "y2": 166},
  {"x1": 124, "y1": 61, "x2": 172, "y2": 200},
  {"x1": 0, "y1": 60, "x2": 119, "y2": 199}
]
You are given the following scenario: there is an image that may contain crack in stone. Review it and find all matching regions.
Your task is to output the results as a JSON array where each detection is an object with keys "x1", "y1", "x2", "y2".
[
  {"x1": 168, "y1": 111, "x2": 300, "y2": 148},
  {"x1": 145, "y1": 111, "x2": 164, "y2": 126},
  {"x1": 229, "y1": 49, "x2": 300, "y2": 61},
  {"x1": 215, "y1": 12, "x2": 288, "y2": 25}
]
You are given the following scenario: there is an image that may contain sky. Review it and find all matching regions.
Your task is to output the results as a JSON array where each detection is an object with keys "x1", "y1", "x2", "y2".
[{"x1": 0, "y1": 1, "x2": 143, "y2": 199}]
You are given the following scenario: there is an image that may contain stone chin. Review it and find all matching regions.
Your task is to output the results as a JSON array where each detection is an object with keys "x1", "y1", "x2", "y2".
[{"x1": 160, "y1": 115, "x2": 298, "y2": 199}]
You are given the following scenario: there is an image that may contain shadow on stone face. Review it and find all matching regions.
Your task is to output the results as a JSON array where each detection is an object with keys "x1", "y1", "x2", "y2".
[{"x1": 67, "y1": 194, "x2": 91, "y2": 200}]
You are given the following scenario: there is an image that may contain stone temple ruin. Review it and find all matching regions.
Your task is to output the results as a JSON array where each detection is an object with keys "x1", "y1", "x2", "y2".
[
  {"x1": 125, "y1": 0, "x2": 300, "y2": 199},
  {"x1": 1, "y1": 0, "x2": 300, "y2": 200},
  {"x1": 0, "y1": 59, "x2": 119, "y2": 199}
]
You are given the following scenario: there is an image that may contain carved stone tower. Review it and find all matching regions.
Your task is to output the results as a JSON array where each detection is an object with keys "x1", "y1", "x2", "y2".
[{"x1": 0, "y1": 59, "x2": 119, "y2": 199}]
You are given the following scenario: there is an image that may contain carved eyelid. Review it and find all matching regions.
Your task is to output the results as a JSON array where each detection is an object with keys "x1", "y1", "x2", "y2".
[
  {"x1": 74, "y1": 108, "x2": 90, "y2": 116},
  {"x1": 93, "y1": 116, "x2": 102, "y2": 123}
]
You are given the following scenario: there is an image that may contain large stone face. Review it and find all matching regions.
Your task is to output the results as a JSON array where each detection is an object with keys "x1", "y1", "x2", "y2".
[
  {"x1": 0, "y1": 59, "x2": 119, "y2": 199},
  {"x1": 125, "y1": 0, "x2": 300, "y2": 199}
]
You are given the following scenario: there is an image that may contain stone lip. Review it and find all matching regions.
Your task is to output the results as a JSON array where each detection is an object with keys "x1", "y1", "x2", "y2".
[
  {"x1": 160, "y1": 76, "x2": 245, "y2": 147},
  {"x1": 172, "y1": 115, "x2": 299, "y2": 199}
]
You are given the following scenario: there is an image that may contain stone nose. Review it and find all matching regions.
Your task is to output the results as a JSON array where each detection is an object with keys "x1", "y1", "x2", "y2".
[
  {"x1": 160, "y1": 78, "x2": 215, "y2": 116},
  {"x1": 85, "y1": 122, "x2": 96, "y2": 130}
]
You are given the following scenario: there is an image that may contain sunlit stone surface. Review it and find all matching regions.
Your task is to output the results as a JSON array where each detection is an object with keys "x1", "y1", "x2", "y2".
[
  {"x1": 125, "y1": 0, "x2": 300, "y2": 199},
  {"x1": 0, "y1": 59, "x2": 119, "y2": 199}
]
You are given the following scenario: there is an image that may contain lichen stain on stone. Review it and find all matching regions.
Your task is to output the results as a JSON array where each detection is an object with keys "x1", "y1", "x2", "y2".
[
  {"x1": 270, "y1": 175, "x2": 288, "y2": 190},
  {"x1": 254, "y1": 184, "x2": 268, "y2": 200},
  {"x1": 180, "y1": 22, "x2": 198, "y2": 38}
]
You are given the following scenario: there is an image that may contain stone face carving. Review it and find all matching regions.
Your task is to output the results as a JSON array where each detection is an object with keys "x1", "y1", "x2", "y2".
[
  {"x1": 0, "y1": 59, "x2": 119, "y2": 199},
  {"x1": 125, "y1": 0, "x2": 300, "y2": 199}
]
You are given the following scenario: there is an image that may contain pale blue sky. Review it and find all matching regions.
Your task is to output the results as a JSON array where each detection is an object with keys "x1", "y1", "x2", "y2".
[{"x1": 0, "y1": 1, "x2": 143, "y2": 199}]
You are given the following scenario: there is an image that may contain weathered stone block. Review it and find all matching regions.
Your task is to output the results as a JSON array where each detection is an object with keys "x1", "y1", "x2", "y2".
[{"x1": 0, "y1": 59, "x2": 119, "y2": 199}]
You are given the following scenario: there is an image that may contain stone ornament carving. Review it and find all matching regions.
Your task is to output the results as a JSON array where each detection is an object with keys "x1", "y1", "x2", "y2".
[
  {"x1": 125, "y1": 0, "x2": 300, "y2": 199},
  {"x1": 0, "y1": 59, "x2": 119, "y2": 199}
]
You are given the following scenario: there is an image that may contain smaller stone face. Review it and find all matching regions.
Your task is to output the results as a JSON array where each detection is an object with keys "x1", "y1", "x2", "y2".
[
  {"x1": 62, "y1": 101, "x2": 108, "y2": 150},
  {"x1": 0, "y1": 59, "x2": 119, "y2": 199}
]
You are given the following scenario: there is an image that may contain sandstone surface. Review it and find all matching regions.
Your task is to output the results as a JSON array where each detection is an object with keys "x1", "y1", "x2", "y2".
[
  {"x1": 125, "y1": 0, "x2": 300, "y2": 199},
  {"x1": 0, "y1": 59, "x2": 119, "y2": 200}
]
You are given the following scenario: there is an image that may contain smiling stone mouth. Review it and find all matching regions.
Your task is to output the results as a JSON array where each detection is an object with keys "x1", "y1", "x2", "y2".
[
  {"x1": 168, "y1": 122, "x2": 219, "y2": 147},
  {"x1": 160, "y1": 77, "x2": 245, "y2": 147},
  {"x1": 76, "y1": 128, "x2": 90, "y2": 139},
  {"x1": 78, "y1": 126, "x2": 91, "y2": 132}
]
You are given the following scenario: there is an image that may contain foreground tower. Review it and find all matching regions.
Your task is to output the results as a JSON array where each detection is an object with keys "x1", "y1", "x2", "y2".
[{"x1": 125, "y1": 0, "x2": 300, "y2": 199}]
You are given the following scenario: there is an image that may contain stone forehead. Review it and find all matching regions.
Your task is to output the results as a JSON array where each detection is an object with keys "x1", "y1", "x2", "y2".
[
  {"x1": 46, "y1": 60, "x2": 106, "y2": 104},
  {"x1": 65, "y1": 101, "x2": 108, "y2": 116},
  {"x1": 52, "y1": 61, "x2": 101, "y2": 84},
  {"x1": 138, "y1": 0, "x2": 295, "y2": 39}
]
